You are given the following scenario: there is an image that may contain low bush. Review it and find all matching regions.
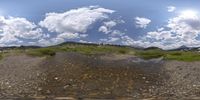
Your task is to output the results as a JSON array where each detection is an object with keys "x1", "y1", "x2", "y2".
[{"x1": 27, "y1": 48, "x2": 56, "y2": 57}]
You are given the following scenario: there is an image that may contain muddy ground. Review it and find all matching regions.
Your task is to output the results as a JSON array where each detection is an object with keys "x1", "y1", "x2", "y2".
[{"x1": 0, "y1": 52, "x2": 200, "y2": 100}]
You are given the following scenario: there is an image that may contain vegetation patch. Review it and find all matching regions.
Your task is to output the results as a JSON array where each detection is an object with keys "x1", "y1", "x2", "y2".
[
  {"x1": 135, "y1": 50, "x2": 165, "y2": 59},
  {"x1": 135, "y1": 50, "x2": 200, "y2": 62},
  {"x1": 27, "y1": 48, "x2": 56, "y2": 57},
  {"x1": 0, "y1": 53, "x2": 3, "y2": 60},
  {"x1": 166, "y1": 51, "x2": 200, "y2": 62},
  {"x1": 22, "y1": 43, "x2": 200, "y2": 61},
  {"x1": 26, "y1": 44, "x2": 135, "y2": 57}
]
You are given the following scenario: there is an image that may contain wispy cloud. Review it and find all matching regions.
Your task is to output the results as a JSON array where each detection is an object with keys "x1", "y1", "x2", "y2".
[{"x1": 167, "y1": 6, "x2": 176, "y2": 12}]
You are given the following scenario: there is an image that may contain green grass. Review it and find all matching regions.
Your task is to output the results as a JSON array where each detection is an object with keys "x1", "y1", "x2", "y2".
[
  {"x1": 54, "y1": 45, "x2": 135, "y2": 55},
  {"x1": 165, "y1": 51, "x2": 200, "y2": 61},
  {"x1": 135, "y1": 50, "x2": 165, "y2": 59},
  {"x1": 26, "y1": 44, "x2": 135, "y2": 57},
  {"x1": 135, "y1": 50, "x2": 200, "y2": 62},
  {"x1": 0, "y1": 53, "x2": 2, "y2": 60},
  {"x1": 27, "y1": 48, "x2": 56, "y2": 57},
  {"x1": 24, "y1": 43, "x2": 200, "y2": 62}
]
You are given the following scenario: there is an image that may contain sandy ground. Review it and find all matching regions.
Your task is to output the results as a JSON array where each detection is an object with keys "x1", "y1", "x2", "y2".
[{"x1": 0, "y1": 52, "x2": 199, "y2": 100}]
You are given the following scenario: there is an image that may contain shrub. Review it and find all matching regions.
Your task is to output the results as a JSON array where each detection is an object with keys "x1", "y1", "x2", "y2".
[
  {"x1": 27, "y1": 48, "x2": 56, "y2": 57},
  {"x1": 169, "y1": 52, "x2": 182, "y2": 56},
  {"x1": 118, "y1": 49, "x2": 127, "y2": 54}
]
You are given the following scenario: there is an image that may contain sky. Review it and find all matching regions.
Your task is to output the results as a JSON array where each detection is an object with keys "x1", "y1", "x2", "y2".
[{"x1": 0, "y1": 0, "x2": 200, "y2": 49}]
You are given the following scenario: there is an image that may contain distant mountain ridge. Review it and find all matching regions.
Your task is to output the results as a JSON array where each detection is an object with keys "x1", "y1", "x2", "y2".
[{"x1": 170, "y1": 45, "x2": 200, "y2": 51}]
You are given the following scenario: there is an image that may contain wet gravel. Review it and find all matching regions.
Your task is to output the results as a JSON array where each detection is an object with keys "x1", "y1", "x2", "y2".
[{"x1": 0, "y1": 52, "x2": 200, "y2": 100}]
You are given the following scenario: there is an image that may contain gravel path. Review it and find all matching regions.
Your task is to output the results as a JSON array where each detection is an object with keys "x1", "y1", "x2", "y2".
[
  {"x1": 161, "y1": 61, "x2": 200, "y2": 97},
  {"x1": 0, "y1": 53, "x2": 199, "y2": 99},
  {"x1": 0, "y1": 55, "x2": 45, "y2": 98}
]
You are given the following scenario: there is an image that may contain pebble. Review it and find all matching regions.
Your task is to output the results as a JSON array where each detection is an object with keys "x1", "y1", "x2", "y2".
[
  {"x1": 193, "y1": 85, "x2": 197, "y2": 87},
  {"x1": 54, "y1": 77, "x2": 58, "y2": 80},
  {"x1": 142, "y1": 77, "x2": 146, "y2": 80},
  {"x1": 145, "y1": 81, "x2": 149, "y2": 84},
  {"x1": 63, "y1": 85, "x2": 70, "y2": 89},
  {"x1": 46, "y1": 90, "x2": 51, "y2": 94},
  {"x1": 38, "y1": 87, "x2": 42, "y2": 91}
]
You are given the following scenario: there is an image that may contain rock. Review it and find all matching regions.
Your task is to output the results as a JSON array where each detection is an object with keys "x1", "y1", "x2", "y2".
[
  {"x1": 142, "y1": 77, "x2": 146, "y2": 80},
  {"x1": 63, "y1": 85, "x2": 70, "y2": 89},
  {"x1": 145, "y1": 81, "x2": 149, "y2": 84},
  {"x1": 37, "y1": 87, "x2": 42, "y2": 91},
  {"x1": 54, "y1": 77, "x2": 58, "y2": 80},
  {"x1": 46, "y1": 90, "x2": 51, "y2": 94},
  {"x1": 193, "y1": 85, "x2": 197, "y2": 87}
]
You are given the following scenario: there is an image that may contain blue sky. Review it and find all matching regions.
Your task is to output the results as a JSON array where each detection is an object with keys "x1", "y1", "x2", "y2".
[{"x1": 0, "y1": 0, "x2": 200, "y2": 49}]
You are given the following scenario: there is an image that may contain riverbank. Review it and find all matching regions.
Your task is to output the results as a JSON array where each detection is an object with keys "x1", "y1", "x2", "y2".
[{"x1": 0, "y1": 52, "x2": 199, "y2": 99}]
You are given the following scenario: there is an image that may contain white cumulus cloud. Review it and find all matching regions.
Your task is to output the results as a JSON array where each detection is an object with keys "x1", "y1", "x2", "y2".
[
  {"x1": 98, "y1": 20, "x2": 117, "y2": 34},
  {"x1": 57, "y1": 33, "x2": 88, "y2": 40},
  {"x1": 99, "y1": 26, "x2": 110, "y2": 34},
  {"x1": 39, "y1": 6, "x2": 114, "y2": 44},
  {"x1": 100, "y1": 37, "x2": 120, "y2": 43},
  {"x1": 135, "y1": 17, "x2": 151, "y2": 28},
  {"x1": 142, "y1": 11, "x2": 200, "y2": 49},
  {"x1": 98, "y1": 19, "x2": 125, "y2": 39},
  {"x1": 0, "y1": 16, "x2": 46, "y2": 45}
]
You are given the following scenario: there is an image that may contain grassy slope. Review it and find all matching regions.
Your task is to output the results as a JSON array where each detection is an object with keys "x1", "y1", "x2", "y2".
[
  {"x1": 2, "y1": 43, "x2": 200, "y2": 62},
  {"x1": 26, "y1": 44, "x2": 135, "y2": 56},
  {"x1": 135, "y1": 49, "x2": 200, "y2": 62}
]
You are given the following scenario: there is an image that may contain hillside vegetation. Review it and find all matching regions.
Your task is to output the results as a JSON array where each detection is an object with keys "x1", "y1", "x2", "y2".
[
  {"x1": 135, "y1": 49, "x2": 200, "y2": 61},
  {"x1": 1, "y1": 43, "x2": 200, "y2": 62},
  {"x1": 26, "y1": 44, "x2": 135, "y2": 56}
]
